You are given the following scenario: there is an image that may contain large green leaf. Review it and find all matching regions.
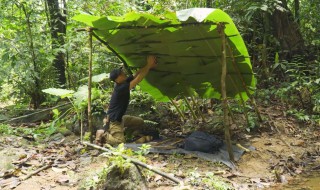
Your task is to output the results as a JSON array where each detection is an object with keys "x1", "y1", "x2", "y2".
[
  {"x1": 73, "y1": 8, "x2": 256, "y2": 102},
  {"x1": 42, "y1": 88, "x2": 74, "y2": 98}
]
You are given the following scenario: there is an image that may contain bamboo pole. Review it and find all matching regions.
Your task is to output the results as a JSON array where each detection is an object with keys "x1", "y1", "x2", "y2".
[
  {"x1": 219, "y1": 23, "x2": 234, "y2": 162},
  {"x1": 88, "y1": 28, "x2": 94, "y2": 143},
  {"x1": 83, "y1": 142, "x2": 183, "y2": 185}
]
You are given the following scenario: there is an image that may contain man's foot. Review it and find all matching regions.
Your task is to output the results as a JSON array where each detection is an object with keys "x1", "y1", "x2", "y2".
[{"x1": 95, "y1": 129, "x2": 105, "y2": 146}]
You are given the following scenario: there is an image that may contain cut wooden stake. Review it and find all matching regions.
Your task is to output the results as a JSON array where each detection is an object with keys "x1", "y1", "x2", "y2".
[
  {"x1": 82, "y1": 141, "x2": 183, "y2": 185},
  {"x1": 219, "y1": 23, "x2": 235, "y2": 162}
]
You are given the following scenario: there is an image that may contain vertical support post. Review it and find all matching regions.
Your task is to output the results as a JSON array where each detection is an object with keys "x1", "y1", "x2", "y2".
[
  {"x1": 88, "y1": 28, "x2": 94, "y2": 143},
  {"x1": 219, "y1": 23, "x2": 235, "y2": 162}
]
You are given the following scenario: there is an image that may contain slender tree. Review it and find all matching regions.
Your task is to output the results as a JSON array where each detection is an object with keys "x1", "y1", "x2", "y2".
[
  {"x1": 18, "y1": 2, "x2": 45, "y2": 108},
  {"x1": 206, "y1": 0, "x2": 212, "y2": 8},
  {"x1": 294, "y1": 0, "x2": 300, "y2": 24},
  {"x1": 45, "y1": 0, "x2": 67, "y2": 86}
]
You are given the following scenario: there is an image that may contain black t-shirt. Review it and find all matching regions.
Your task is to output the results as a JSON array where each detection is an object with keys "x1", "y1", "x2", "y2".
[{"x1": 107, "y1": 75, "x2": 134, "y2": 122}]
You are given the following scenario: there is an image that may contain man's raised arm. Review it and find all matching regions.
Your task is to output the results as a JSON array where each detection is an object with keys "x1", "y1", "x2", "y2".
[{"x1": 129, "y1": 55, "x2": 157, "y2": 90}]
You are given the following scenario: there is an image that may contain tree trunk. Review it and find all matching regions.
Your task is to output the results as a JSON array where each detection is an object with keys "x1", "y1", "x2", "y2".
[
  {"x1": 294, "y1": 0, "x2": 300, "y2": 24},
  {"x1": 19, "y1": 3, "x2": 44, "y2": 109},
  {"x1": 206, "y1": 0, "x2": 212, "y2": 8},
  {"x1": 262, "y1": 12, "x2": 270, "y2": 78},
  {"x1": 272, "y1": 0, "x2": 305, "y2": 60},
  {"x1": 46, "y1": 0, "x2": 67, "y2": 86}
]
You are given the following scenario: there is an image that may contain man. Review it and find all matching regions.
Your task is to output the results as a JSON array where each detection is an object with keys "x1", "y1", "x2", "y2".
[{"x1": 95, "y1": 55, "x2": 157, "y2": 146}]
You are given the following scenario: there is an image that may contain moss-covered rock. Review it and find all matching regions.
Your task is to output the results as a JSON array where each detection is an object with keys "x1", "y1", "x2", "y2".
[{"x1": 98, "y1": 164, "x2": 148, "y2": 190}]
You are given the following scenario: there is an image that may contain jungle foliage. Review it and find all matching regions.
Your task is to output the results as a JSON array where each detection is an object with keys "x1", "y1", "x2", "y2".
[{"x1": 0, "y1": 0, "x2": 319, "y2": 126}]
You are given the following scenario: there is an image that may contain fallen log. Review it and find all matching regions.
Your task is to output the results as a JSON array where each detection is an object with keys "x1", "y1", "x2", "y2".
[
  {"x1": 0, "y1": 102, "x2": 71, "y2": 124},
  {"x1": 82, "y1": 141, "x2": 183, "y2": 185}
]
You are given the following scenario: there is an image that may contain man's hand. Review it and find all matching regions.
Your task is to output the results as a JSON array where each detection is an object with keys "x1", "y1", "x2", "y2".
[
  {"x1": 129, "y1": 55, "x2": 157, "y2": 90},
  {"x1": 103, "y1": 116, "x2": 109, "y2": 125},
  {"x1": 147, "y1": 55, "x2": 157, "y2": 69}
]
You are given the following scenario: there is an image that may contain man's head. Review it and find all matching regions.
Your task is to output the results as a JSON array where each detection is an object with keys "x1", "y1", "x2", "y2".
[{"x1": 109, "y1": 68, "x2": 127, "y2": 84}]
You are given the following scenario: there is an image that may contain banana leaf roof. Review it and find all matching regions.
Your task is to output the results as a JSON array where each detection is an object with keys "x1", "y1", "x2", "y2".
[{"x1": 73, "y1": 8, "x2": 256, "y2": 102}]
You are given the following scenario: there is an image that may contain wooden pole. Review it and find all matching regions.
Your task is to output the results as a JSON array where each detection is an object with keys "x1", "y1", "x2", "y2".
[
  {"x1": 91, "y1": 32, "x2": 133, "y2": 75},
  {"x1": 88, "y1": 28, "x2": 94, "y2": 143},
  {"x1": 219, "y1": 23, "x2": 234, "y2": 162}
]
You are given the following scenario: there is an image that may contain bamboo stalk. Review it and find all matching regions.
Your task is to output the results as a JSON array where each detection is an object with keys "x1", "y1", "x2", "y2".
[
  {"x1": 82, "y1": 142, "x2": 183, "y2": 185},
  {"x1": 219, "y1": 23, "x2": 234, "y2": 162}
]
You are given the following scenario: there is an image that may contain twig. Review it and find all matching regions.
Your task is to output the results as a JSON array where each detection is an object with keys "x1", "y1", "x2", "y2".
[
  {"x1": 235, "y1": 143, "x2": 251, "y2": 152},
  {"x1": 266, "y1": 114, "x2": 292, "y2": 150},
  {"x1": 21, "y1": 164, "x2": 52, "y2": 181},
  {"x1": 169, "y1": 139, "x2": 184, "y2": 146},
  {"x1": 151, "y1": 138, "x2": 174, "y2": 146},
  {"x1": 82, "y1": 141, "x2": 183, "y2": 185},
  {"x1": 312, "y1": 165, "x2": 320, "y2": 170}
]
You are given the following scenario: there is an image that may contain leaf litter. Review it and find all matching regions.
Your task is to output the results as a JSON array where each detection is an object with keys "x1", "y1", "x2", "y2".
[{"x1": 0, "y1": 105, "x2": 319, "y2": 189}]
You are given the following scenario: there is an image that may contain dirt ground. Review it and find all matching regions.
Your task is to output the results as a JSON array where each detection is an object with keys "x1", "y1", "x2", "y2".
[{"x1": 0, "y1": 105, "x2": 319, "y2": 190}]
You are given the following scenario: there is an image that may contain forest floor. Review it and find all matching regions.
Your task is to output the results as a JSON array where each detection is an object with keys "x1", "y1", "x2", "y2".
[{"x1": 0, "y1": 103, "x2": 319, "y2": 190}]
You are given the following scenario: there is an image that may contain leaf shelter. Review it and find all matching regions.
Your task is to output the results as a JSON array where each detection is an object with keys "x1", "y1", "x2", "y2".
[
  {"x1": 74, "y1": 8, "x2": 257, "y2": 162},
  {"x1": 73, "y1": 8, "x2": 256, "y2": 102}
]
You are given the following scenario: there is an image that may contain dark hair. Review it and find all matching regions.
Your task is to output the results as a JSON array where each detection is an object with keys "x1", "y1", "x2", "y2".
[{"x1": 109, "y1": 68, "x2": 122, "y2": 82}]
